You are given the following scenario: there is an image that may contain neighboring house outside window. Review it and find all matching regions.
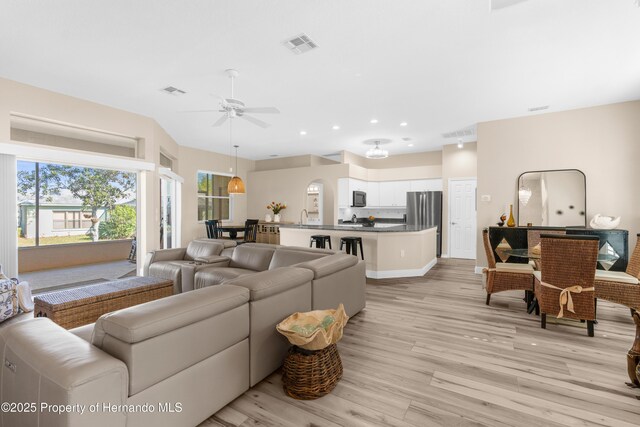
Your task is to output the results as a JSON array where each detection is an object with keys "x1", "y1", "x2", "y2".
[
  {"x1": 197, "y1": 171, "x2": 232, "y2": 221},
  {"x1": 52, "y1": 211, "x2": 93, "y2": 229}
]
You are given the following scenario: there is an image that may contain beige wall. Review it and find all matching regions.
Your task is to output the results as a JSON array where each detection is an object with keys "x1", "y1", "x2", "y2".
[
  {"x1": 247, "y1": 163, "x2": 349, "y2": 224},
  {"x1": 179, "y1": 146, "x2": 255, "y2": 242},
  {"x1": 476, "y1": 101, "x2": 640, "y2": 267},
  {"x1": 342, "y1": 150, "x2": 442, "y2": 169},
  {"x1": 254, "y1": 154, "x2": 339, "y2": 171},
  {"x1": 442, "y1": 142, "x2": 478, "y2": 256}
]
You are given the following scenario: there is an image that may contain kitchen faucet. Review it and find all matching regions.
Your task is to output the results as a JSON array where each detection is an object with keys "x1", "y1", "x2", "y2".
[{"x1": 300, "y1": 209, "x2": 308, "y2": 225}]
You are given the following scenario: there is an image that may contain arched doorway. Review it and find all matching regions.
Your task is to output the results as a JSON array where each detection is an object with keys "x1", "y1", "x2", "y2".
[{"x1": 304, "y1": 179, "x2": 334, "y2": 225}]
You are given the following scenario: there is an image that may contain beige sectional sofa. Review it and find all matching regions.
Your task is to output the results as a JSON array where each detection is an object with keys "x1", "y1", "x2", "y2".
[{"x1": 0, "y1": 241, "x2": 366, "y2": 427}]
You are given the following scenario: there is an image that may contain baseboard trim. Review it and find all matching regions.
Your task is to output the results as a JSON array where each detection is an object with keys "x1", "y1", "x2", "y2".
[
  {"x1": 439, "y1": 253, "x2": 449, "y2": 258},
  {"x1": 366, "y1": 257, "x2": 437, "y2": 279}
]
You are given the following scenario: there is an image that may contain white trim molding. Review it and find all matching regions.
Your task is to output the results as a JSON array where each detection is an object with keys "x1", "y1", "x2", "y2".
[
  {"x1": 474, "y1": 266, "x2": 485, "y2": 274},
  {"x1": 0, "y1": 142, "x2": 154, "y2": 172},
  {"x1": 366, "y1": 257, "x2": 437, "y2": 279}
]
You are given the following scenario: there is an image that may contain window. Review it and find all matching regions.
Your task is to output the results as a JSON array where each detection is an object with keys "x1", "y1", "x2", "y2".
[
  {"x1": 197, "y1": 171, "x2": 232, "y2": 221},
  {"x1": 52, "y1": 211, "x2": 93, "y2": 229}
]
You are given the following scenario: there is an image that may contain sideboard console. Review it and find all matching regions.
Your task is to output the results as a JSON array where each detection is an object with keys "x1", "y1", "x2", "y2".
[{"x1": 487, "y1": 226, "x2": 628, "y2": 272}]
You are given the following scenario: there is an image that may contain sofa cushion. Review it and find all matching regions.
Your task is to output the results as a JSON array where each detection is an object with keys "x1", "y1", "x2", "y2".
[
  {"x1": 595, "y1": 269, "x2": 639, "y2": 285},
  {"x1": 185, "y1": 240, "x2": 224, "y2": 261},
  {"x1": 195, "y1": 268, "x2": 255, "y2": 289},
  {"x1": 225, "y1": 267, "x2": 314, "y2": 301},
  {"x1": 296, "y1": 253, "x2": 358, "y2": 279},
  {"x1": 69, "y1": 323, "x2": 95, "y2": 342},
  {"x1": 268, "y1": 248, "x2": 330, "y2": 270},
  {"x1": 195, "y1": 238, "x2": 238, "y2": 249},
  {"x1": 229, "y1": 245, "x2": 276, "y2": 271}
]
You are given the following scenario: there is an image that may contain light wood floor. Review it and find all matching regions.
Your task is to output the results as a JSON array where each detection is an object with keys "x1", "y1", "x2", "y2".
[{"x1": 202, "y1": 258, "x2": 640, "y2": 427}]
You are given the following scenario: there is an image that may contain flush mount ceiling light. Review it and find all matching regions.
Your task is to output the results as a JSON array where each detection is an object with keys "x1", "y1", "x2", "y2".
[
  {"x1": 364, "y1": 138, "x2": 391, "y2": 159},
  {"x1": 457, "y1": 139, "x2": 464, "y2": 149}
]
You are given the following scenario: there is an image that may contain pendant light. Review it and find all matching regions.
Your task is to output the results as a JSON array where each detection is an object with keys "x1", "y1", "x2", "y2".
[{"x1": 228, "y1": 144, "x2": 245, "y2": 194}]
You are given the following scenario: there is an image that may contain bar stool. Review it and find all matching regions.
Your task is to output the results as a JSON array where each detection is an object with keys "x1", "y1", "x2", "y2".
[
  {"x1": 340, "y1": 236, "x2": 364, "y2": 260},
  {"x1": 310, "y1": 235, "x2": 332, "y2": 249}
]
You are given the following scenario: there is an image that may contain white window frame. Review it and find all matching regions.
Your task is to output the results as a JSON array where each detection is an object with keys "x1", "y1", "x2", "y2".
[{"x1": 196, "y1": 170, "x2": 234, "y2": 223}]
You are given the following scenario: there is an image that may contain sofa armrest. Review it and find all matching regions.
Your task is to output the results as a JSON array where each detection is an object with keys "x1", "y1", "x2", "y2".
[
  {"x1": 181, "y1": 258, "x2": 231, "y2": 292},
  {"x1": 143, "y1": 247, "x2": 187, "y2": 275},
  {"x1": 296, "y1": 253, "x2": 358, "y2": 279},
  {"x1": 0, "y1": 319, "x2": 128, "y2": 427},
  {"x1": 225, "y1": 267, "x2": 313, "y2": 301},
  {"x1": 195, "y1": 255, "x2": 230, "y2": 264}
]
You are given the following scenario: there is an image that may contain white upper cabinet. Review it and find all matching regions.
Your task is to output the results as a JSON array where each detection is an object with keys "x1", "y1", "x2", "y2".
[
  {"x1": 367, "y1": 181, "x2": 380, "y2": 207},
  {"x1": 348, "y1": 178, "x2": 368, "y2": 193},
  {"x1": 393, "y1": 181, "x2": 411, "y2": 206},
  {"x1": 409, "y1": 179, "x2": 443, "y2": 192},
  {"x1": 378, "y1": 182, "x2": 395, "y2": 206}
]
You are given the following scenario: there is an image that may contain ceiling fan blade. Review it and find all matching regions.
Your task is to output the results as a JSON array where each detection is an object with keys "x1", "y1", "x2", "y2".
[
  {"x1": 239, "y1": 114, "x2": 270, "y2": 128},
  {"x1": 491, "y1": 0, "x2": 528, "y2": 10},
  {"x1": 181, "y1": 109, "x2": 220, "y2": 113},
  {"x1": 241, "y1": 107, "x2": 280, "y2": 114},
  {"x1": 212, "y1": 115, "x2": 228, "y2": 127}
]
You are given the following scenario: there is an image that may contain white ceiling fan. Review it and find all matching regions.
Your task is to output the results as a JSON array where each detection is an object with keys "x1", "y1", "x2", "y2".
[{"x1": 189, "y1": 69, "x2": 280, "y2": 128}]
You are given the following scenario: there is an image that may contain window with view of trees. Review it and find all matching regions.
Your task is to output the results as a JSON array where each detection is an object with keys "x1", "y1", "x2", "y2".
[
  {"x1": 17, "y1": 161, "x2": 137, "y2": 247},
  {"x1": 197, "y1": 171, "x2": 231, "y2": 221}
]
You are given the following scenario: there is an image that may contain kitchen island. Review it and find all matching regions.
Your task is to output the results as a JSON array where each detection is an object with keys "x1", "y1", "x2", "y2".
[{"x1": 279, "y1": 224, "x2": 438, "y2": 278}]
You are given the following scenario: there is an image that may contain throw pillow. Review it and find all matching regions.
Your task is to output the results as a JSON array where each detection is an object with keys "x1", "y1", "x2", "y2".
[{"x1": 0, "y1": 279, "x2": 18, "y2": 323}]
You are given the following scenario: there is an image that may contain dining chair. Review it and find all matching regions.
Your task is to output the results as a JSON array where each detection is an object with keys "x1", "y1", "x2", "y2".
[
  {"x1": 527, "y1": 229, "x2": 566, "y2": 270},
  {"x1": 237, "y1": 219, "x2": 260, "y2": 244},
  {"x1": 482, "y1": 229, "x2": 535, "y2": 306},
  {"x1": 205, "y1": 219, "x2": 221, "y2": 239},
  {"x1": 534, "y1": 234, "x2": 599, "y2": 337},
  {"x1": 594, "y1": 233, "x2": 640, "y2": 310}
]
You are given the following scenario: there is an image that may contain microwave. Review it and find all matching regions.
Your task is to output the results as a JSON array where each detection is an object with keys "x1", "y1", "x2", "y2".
[{"x1": 352, "y1": 191, "x2": 367, "y2": 207}]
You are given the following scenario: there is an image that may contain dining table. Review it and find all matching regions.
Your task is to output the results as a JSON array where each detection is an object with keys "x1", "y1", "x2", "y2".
[{"x1": 217, "y1": 225, "x2": 246, "y2": 240}]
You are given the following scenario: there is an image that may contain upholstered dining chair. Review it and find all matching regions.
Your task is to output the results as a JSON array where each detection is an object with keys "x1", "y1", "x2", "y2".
[
  {"x1": 482, "y1": 229, "x2": 535, "y2": 306},
  {"x1": 237, "y1": 219, "x2": 259, "y2": 244},
  {"x1": 594, "y1": 233, "x2": 640, "y2": 310},
  {"x1": 534, "y1": 234, "x2": 599, "y2": 337},
  {"x1": 205, "y1": 219, "x2": 221, "y2": 239}
]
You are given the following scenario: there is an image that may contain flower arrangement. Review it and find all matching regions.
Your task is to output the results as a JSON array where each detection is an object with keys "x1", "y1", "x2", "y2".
[{"x1": 267, "y1": 201, "x2": 287, "y2": 215}]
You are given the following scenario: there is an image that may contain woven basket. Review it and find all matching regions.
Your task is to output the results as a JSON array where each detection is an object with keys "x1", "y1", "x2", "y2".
[{"x1": 282, "y1": 344, "x2": 343, "y2": 400}]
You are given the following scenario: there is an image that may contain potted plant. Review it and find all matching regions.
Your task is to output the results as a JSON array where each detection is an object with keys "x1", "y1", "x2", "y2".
[{"x1": 267, "y1": 202, "x2": 287, "y2": 222}]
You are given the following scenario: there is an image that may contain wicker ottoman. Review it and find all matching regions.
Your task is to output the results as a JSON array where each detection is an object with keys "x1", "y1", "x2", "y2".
[{"x1": 34, "y1": 276, "x2": 173, "y2": 329}]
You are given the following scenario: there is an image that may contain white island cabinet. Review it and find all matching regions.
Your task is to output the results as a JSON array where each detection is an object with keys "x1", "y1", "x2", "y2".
[{"x1": 279, "y1": 224, "x2": 438, "y2": 279}]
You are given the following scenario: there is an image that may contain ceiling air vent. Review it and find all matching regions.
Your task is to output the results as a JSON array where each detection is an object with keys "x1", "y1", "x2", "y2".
[
  {"x1": 528, "y1": 105, "x2": 549, "y2": 112},
  {"x1": 161, "y1": 86, "x2": 186, "y2": 96},
  {"x1": 283, "y1": 33, "x2": 318, "y2": 55},
  {"x1": 442, "y1": 127, "x2": 476, "y2": 139}
]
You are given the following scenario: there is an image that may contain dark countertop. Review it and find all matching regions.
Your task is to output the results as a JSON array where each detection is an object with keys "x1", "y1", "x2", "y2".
[{"x1": 279, "y1": 224, "x2": 436, "y2": 233}]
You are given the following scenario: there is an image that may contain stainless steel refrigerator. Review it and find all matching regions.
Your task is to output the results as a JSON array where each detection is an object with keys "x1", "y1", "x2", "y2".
[{"x1": 406, "y1": 191, "x2": 443, "y2": 257}]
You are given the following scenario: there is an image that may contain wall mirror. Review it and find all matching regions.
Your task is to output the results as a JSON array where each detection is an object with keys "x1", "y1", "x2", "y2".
[{"x1": 517, "y1": 169, "x2": 586, "y2": 227}]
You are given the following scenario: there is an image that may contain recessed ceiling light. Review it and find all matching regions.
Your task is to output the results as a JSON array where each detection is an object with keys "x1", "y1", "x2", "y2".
[
  {"x1": 457, "y1": 142, "x2": 464, "y2": 149},
  {"x1": 332, "y1": 125, "x2": 340, "y2": 130},
  {"x1": 370, "y1": 119, "x2": 378, "y2": 124},
  {"x1": 408, "y1": 143, "x2": 414, "y2": 147},
  {"x1": 400, "y1": 122, "x2": 408, "y2": 126},
  {"x1": 299, "y1": 130, "x2": 307, "y2": 135}
]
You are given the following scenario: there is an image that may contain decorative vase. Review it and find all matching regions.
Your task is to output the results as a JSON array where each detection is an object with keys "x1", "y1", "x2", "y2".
[
  {"x1": 265, "y1": 214, "x2": 272, "y2": 222},
  {"x1": 507, "y1": 205, "x2": 516, "y2": 227},
  {"x1": 274, "y1": 214, "x2": 281, "y2": 223}
]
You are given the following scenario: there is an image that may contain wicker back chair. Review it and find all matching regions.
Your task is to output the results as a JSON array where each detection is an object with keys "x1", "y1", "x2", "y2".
[
  {"x1": 527, "y1": 229, "x2": 565, "y2": 270},
  {"x1": 482, "y1": 229, "x2": 534, "y2": 306},
  {"x1": 594, "y1": 234, "x2": 640, "y2": 310},
  {"x1": 535, "y1": 234, "x2": 599, "y2": 336}
]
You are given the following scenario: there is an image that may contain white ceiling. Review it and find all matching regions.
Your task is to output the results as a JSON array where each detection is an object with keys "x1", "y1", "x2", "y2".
[{"x1": 1, "y1": 0, "x2": 639, "y2": 160}]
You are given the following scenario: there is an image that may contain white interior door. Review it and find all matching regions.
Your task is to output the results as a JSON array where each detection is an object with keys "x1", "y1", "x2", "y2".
[{"x1": 449, "y1": 178, "x2": 477, "y2": 259}]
